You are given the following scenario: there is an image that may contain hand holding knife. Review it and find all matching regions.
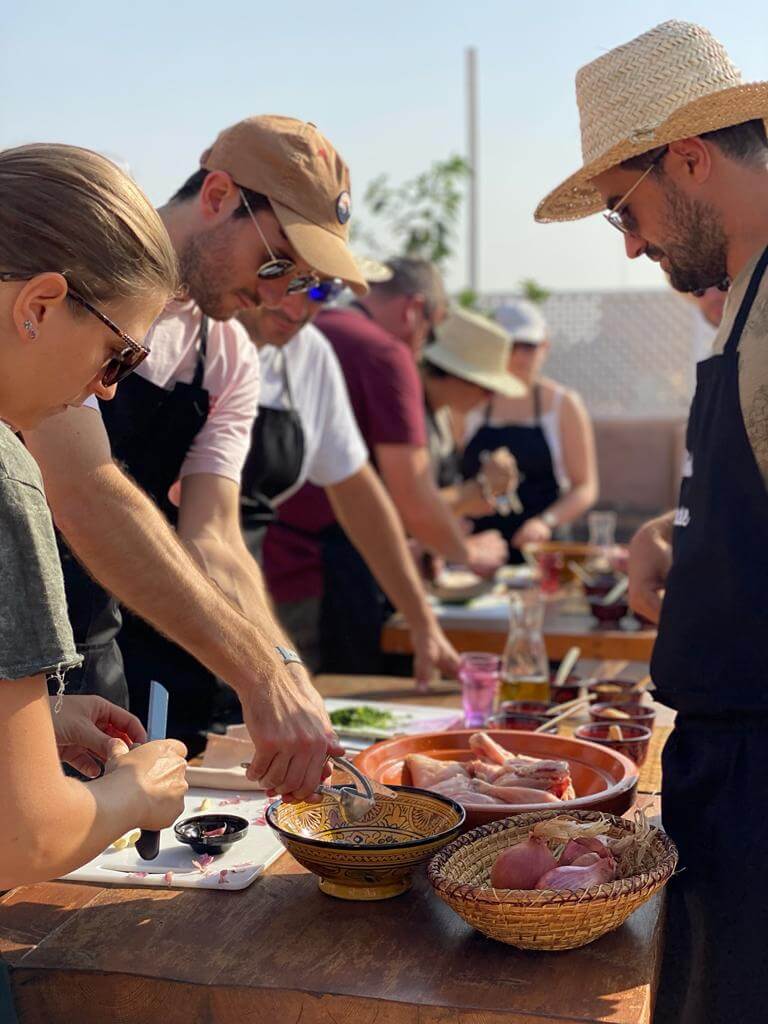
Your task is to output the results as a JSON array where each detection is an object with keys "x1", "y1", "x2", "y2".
[{"x1": 135, "y1": 680, "x2": 169, "y2": 861}]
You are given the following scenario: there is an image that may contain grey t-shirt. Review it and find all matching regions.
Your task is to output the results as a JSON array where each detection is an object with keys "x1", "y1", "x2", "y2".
[{"x1": 0, "y1": 424, "x2": 81, "y2": 680}]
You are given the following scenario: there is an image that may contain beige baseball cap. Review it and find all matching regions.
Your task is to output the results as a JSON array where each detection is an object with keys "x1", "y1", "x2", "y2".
[
  {"x1": 424, "y1": 306, "x2": 526, "y2": 398},
  {"x1": 201, "y1": 115, "x2": 367, "y2": 295}
]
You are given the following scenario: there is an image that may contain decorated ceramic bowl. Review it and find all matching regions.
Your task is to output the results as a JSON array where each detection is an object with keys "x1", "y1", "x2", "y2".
[{"x1": 266, "y1": 785, "x2": 465, "y2": 901}]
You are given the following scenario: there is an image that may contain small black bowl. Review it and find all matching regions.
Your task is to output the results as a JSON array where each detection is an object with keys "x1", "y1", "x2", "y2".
[{"x1": 174, "y1": 814, "x2": 249, "y2": 856}]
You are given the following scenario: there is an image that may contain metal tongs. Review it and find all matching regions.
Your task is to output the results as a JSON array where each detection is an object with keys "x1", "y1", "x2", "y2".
[{"x1": 318, "y1": 756, "x2": 394, "y2": 823}]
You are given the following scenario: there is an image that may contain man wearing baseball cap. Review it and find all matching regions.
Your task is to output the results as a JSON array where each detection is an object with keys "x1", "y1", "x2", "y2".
[
  {"x1": 23, "y1": 116, "x2": 372, "y2": 799},
  {"x1": 537, "y1": 21, "x2": 768, "y2": 1021}
]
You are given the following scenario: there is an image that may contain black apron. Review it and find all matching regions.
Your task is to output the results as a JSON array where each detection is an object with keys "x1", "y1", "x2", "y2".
[
  {"x1": 652, "y1": 248, "x2": 768, "y2": 1024},
  {"x1": 240, "y1": 353, "x2": 305, "y2": 559},
  {"x1": 461, "y1": 384, "x2": 560, "y2": 561},
  {"x1": 58, "y1": 318, "x2": 212, "y2": 750}
]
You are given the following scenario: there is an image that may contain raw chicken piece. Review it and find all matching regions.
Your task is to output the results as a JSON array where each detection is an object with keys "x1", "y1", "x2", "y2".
[
  {"x1": 469, "y1": 732, "x2": 516, "y2": 765},
  {"x1": 405, "y1": 754, "x2": 469, "y2": 789},
  {"x1": 471, "y1": 778, "x2": 561, "y2": 804}
]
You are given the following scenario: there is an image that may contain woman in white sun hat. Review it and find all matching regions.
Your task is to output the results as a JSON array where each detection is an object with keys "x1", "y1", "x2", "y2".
[
  {"x1": 461, "y1": 299, "x2": 598, "y2": 561},
  {"x1": 421, "y1": 305, "x2": 523, "y2": 519},
  {"x1": 536, "y1": 18, "x2": 768, "y2": 1023}
]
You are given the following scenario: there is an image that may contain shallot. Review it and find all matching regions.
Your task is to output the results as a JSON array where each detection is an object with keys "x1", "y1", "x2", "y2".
[
  {"x1": 490, "y1": 836, "x2": 558, "y2": 889},
  {"x1": 535, "y1": 855, "x2": 615, "y2": 891},
  {"x1": 560, "y1": 835, "x2": 612, "y2": 865}
]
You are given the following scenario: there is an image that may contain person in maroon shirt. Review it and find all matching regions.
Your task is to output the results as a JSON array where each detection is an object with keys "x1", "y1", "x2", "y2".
[{"x1": 264, "y1": 259, "x2": 507, "y2": 673}]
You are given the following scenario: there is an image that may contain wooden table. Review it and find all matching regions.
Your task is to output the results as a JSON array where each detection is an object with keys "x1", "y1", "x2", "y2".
[
  {"x1": 382, "y1": 594, "x2": 656, "y2": 662},
  {"x1": 1, "y1": 674, "x2": 670, "y2": 1024}
]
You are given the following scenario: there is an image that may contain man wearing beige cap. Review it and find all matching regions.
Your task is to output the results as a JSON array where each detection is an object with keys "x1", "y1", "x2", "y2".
[
  {"x1": 537, "y1": 21, "x2": 768, "y2": 1021},
  {"x1": 22, "y1": 116, "x2": 378, "y2": 799}
]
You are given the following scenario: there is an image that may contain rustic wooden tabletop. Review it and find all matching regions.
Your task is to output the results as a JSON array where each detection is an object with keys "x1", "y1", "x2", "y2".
[{"x1": 0, "y1": 671, "x2": 670, "y2": 1024}]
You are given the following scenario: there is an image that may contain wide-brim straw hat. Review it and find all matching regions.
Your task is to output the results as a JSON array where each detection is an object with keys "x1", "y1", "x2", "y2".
[
  {"x1": 535, "y1": 20, "x2": 768, "y2": 223},
  {"x1": 424, "y1": 306, "x2": 526, "y2": 398}
]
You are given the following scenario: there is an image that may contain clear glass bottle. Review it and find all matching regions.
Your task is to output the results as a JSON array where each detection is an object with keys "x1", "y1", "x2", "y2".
[{"x1": 500, "y1": 588, "x2": 550, "y2": 703}]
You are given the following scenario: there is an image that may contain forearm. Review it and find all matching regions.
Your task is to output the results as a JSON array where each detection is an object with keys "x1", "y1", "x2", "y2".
[
  {"x1": 440, "y1": 479, "x2": 493, "y2": 518},
  {"x1": 3, "y1": 771, "x2": 142, "y2": 888},
  {"x1": 327, "y1": 469, "x2": 437, "y2": 627},
  {"x1": 184, "y1": 534, "x2": 289, "y2": 645},
  {"x1": 545, "y1": 481, "x2": 598, "y2": 528},
  {"x1": 50, "y1": 464, "x2": 285, "y2": 692},
  {"x1": 396, "y1": 485, "x2": 469, "y2": 563}
]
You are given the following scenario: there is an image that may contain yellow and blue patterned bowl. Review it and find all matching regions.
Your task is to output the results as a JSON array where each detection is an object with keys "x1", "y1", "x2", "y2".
[{"x1": 266, "y1": 785, "x2": 465, "y2": 900}]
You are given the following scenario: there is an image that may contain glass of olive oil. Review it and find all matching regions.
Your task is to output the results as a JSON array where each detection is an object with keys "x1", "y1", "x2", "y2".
[{"x1": 500, "y1": 589, "x2": 550, "y2": 703}]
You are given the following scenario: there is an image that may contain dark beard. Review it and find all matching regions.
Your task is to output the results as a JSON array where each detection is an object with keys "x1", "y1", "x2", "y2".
[
  {"x1": 656, "y1": 184, "x2": 729, "y2": 294},
  {"x1": 177, "y1": 223, "x2": 243, "y2": 320}
]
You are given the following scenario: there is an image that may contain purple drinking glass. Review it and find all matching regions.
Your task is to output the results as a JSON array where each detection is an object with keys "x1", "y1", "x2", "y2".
[{"x1": 459, "y1": 652, "x2": 500, "y2": 728}]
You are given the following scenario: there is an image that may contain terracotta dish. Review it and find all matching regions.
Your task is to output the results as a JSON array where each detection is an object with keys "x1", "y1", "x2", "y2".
[
  {"x1": 266, "y1": 785, "x2": 464, "y2": 901},
  {"x1": 354, "y1": 730, "x2": 638, "y2": 829}
]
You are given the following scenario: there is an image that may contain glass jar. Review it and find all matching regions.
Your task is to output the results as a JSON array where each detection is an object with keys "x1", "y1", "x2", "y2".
[{"x1": 500, "y1": 588, "x2": 550, "y2": 702}]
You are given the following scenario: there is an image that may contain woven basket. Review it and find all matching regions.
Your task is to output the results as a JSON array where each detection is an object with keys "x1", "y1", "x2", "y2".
[{"x1": 427, "y1": 809, "x2": 678, "y2": 951}]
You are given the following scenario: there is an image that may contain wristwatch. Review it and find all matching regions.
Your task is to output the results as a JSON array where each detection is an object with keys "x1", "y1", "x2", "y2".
[
  {"x1": 276, "y1": 645, "x2": 303, "y2": 667},
  {"x1": 541, "y1": 510, "x2": 559, "y2": 530}
]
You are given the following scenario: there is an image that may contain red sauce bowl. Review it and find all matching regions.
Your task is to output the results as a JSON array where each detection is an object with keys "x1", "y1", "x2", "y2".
[{"x1": 574, "y1": 722, "x2": 652, "y2": 766}]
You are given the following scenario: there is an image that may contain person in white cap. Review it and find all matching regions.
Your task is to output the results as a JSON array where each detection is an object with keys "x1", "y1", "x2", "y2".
[
  {"x1": 421, "y1": 306, "x2": 522, "y2": 517},
  {"x1": 461, "y1": 299, "x2": 597, "y2": 561},
  {"x1": 536, "y1": 20, "x2": 768, "y2": 1023}
]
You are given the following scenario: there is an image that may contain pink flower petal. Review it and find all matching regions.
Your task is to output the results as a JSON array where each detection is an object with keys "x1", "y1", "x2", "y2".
[
  {"x1": 129, "y1": 871, "x2": 148, "y2": 879},
  {"x1": 163, "y1": 871, "x2": 174, "y2": 885},
  {"x1": 218, "y1": 796, "x2": 242, "y2": 806},
  {"x1": 218, "y1": 869, "x2": 230, "y2": 885},
  {"x1": 203, "y1": 826, "x2": 226, "y2": 838}
]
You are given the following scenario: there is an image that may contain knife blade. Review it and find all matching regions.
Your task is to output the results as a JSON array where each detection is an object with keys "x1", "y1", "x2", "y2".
[{"x1": 136, "y1": 680, "x2": 169, "y2": 861}]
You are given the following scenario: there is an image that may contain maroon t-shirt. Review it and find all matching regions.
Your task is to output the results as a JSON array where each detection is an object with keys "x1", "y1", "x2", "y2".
[{"x1": 263, "y1": 307, "x2": 427, "y2": 603}]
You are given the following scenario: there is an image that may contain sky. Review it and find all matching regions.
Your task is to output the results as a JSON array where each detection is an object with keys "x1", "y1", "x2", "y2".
[{"x1": 3, "y1": 1, "x2": 767, "y2": 295}]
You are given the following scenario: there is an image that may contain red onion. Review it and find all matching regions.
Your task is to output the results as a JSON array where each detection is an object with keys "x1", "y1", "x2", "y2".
[
  {"x1": 560, "y1": 835, "x2": 613, "y2": 865},
  {"x1": 535, "y1": 855, "x2": 616, "y2": 891},
  {"x1": 490, "y1": 837, "x2": 558, "y2": 889}
]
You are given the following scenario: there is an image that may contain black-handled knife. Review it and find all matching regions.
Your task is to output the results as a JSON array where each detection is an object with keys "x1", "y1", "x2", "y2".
[{"x1": 136, "y1": 680, "x2": 169, "y2": 861}]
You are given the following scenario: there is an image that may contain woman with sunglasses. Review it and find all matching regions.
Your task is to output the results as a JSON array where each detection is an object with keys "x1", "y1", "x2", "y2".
[
  {"x1": 461, "y1": 299, "x2": 598, "y2": 561},
  {"x1": 0, "y1": 143, "x2": 188, "y2": 888}
]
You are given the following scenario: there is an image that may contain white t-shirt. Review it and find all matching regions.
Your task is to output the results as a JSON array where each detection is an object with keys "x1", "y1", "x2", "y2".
[
  {"x1": 258, "y1": 322, "x2": 368, "y2": 505},
  {"x1": 85, "y1": 299, "x2": 260, "y2": 485}
]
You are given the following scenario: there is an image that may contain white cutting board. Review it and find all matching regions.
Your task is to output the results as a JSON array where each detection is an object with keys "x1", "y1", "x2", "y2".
[
  {"x1": 324, "y1": 698, "x2": 463, "y2": 751},
  {"x1": 62, "y1": 788, "x2": 285, "y2": 892}
]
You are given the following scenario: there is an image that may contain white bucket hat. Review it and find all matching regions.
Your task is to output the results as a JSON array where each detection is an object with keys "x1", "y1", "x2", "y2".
[
  {"x1": 535, "y1": 20, "x2": 768, "y2": 223},
  {"x1": 494, "y1": 300, "x2": 548, "y2": 344},
  {"x1": 424, "y1": 306, "x2": 526, "y2": 398}
]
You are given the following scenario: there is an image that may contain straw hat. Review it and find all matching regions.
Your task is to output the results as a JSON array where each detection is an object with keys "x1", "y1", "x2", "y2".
[
  {"x1": 423, "y1": 306, "x2": 526, "y2": 398},
  {"x1": 535, "y1": 20, "x2": 768, "y2": 223}
]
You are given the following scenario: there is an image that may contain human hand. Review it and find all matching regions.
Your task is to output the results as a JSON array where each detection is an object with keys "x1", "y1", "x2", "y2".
[
  {"x1": 241, "y1": 662, "x2": 343, "y2": 803},
  {"x1": 628, "y1": 517, "x2": 673, "y2": 624},
  {"x1": 411, "y1": 618, "x2": 460, "y2": 690},
  {"x1": 104, "y1": 738, "x2": 188, "y2": 830},
  {"x1": 50, "y1": 695, "x2": 147, "y2": 778},
  {"x1": 479, "y1": 447, "x2": 519, "y2": 498},
  {"x1": 512, "y1": 516, "x2": 552, "y2": 548},
  {"x1": 465, "y1": 530, "x2": 507, "y2": 577}
]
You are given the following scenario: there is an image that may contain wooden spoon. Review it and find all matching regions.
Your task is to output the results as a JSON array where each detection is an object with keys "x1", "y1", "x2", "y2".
[{"x1": 535, "y1": 699, "x2": 591, "y2": 733}]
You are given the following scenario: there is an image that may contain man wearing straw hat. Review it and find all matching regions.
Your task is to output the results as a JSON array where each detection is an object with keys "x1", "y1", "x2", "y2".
[{"x1": 536, "y1": 20, "x2": 768, "y2": 1022}]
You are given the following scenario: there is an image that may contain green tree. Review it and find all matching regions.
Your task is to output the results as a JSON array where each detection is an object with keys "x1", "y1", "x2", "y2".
[
  {"x1": 358, "y1": 155, "x2": 470, "y2": 270},
  {"x1": 520, "y1": 278, "x2": 550, "y2": 304}
]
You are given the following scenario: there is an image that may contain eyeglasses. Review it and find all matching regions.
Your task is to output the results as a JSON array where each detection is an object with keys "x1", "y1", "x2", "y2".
[
  {"x1": 0, "y1": 272, "x2": 150, "y2": 386},
  {"x1": 307, "y1": 277, "x2": 344, "y2": 304},
  {"x1": 603, "y1": 147, "x2": 668, "y2": 235},
  {"x1": 238, "y1": 190, "x2": 323, "y2": 296}
]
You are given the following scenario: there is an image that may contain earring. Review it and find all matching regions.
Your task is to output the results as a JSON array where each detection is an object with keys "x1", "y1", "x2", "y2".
[{"x1": 23, "y1": 320, "x2": 37, "y2": 339}]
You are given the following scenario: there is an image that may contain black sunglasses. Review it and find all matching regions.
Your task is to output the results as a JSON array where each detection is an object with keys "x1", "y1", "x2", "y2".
[{"x1": 0, "y1": 272, "x2": 150, "y2": 386}]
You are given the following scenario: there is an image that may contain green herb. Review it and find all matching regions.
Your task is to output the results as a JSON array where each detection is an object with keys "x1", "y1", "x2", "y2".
[{"x1": 329, "y1": 706, "x2": 396, "y2": 730}]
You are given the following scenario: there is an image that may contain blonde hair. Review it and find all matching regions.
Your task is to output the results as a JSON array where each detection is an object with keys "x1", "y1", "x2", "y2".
[{"x1": 0, "y1": 143, "x2": 179, "y2": 305}]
